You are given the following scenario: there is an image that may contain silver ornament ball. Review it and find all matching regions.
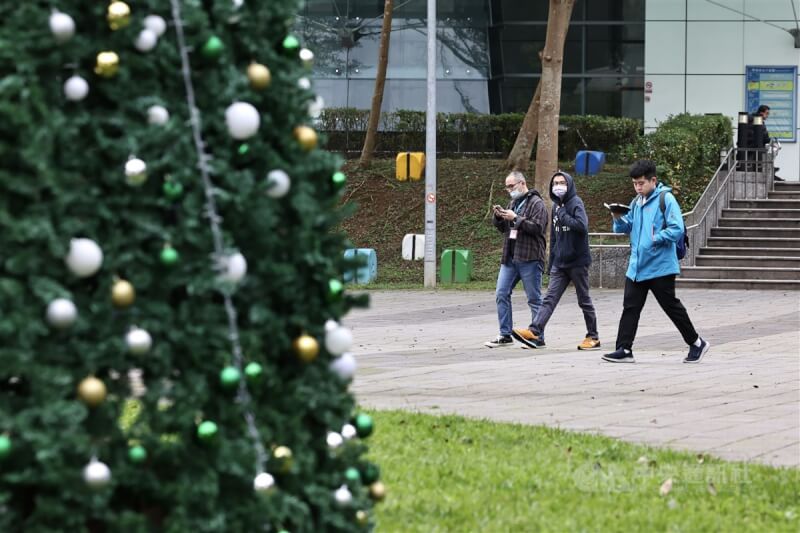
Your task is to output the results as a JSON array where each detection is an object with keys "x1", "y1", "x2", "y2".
[
  {"x1": 50, "y1": 11, "x2": 76, "y2": 43},
  {"x1": 134, "y1": 29, "x2": 158, "y2": 52},
  {"x1": 341, "y1": 423, "x2": 357, "y2": 440},
  {"x1": 253, "y1": 472, "x2": 276, "y2": 494},
  {"x1": 265, "y1": 170, "x2": 291, "y2": 198},
  {"x1": 147, "y1": 105, "x2": 169, "y2": 125},
  {"x1": 143, "y1": 15, "x2": 167, "y2": 37},
  {"x1": 64, "y1": 76, "x2": 89, "y2": 102},
  {"x1": 325, "y1": 326, "x2": 353, "y2": 355},
  {"x1": 46, "y1": 298, "x2": 78, "y2": 329},
  {"x1": 126, "y1": 328, "x2": 153, "y2": 355},
  {"x1": 334, "y1": 485, "x2": 353, "y2": 506},
  {"x1": 125, "y1": 158, "x2": 148, "y2": 186},
  {"x1": 83, "y1": 459, "x2": 111, "y2": 488},
  {"x1": 330, "y1": 353, "x2": 357, "y2": 381},
  {"x1": 65, "y1": 238, "x2": 103, "y2": 278},
  {"x1": 327, "y1": 431, "x2": 344, "y2": 449},
  {"x1": 220, "y1": 252, "x2": 247, "y2": 283},
  {"x1": 225, "y1": 102, "x2": 260, "y2": 140}
]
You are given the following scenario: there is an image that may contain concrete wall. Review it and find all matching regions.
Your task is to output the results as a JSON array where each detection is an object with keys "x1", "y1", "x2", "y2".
[
  {"x1": 645, "y1": 0, "x2": 800, "y2": 180},
  {"x1": 589, "y1": 246, "x2": 630, "y2": 288}
]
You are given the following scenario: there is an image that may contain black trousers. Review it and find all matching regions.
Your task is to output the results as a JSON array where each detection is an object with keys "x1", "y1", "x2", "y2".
[{"x1": 615, "y1": 275, "x2": 698, "y2": 350}]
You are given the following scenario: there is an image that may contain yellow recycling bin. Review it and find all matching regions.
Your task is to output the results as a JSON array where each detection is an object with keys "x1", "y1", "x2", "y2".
[{"x1": 395, "y1": 152, "x2": 425, "y2": 181}]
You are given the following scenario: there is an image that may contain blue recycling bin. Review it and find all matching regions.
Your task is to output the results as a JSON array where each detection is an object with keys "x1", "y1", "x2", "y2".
[
  {"x1": 575, "y1": 150, "x2": 606, "y2": 175},
  {"x1": 343, "y1": 248, "x2": 378, "y2": 284}
]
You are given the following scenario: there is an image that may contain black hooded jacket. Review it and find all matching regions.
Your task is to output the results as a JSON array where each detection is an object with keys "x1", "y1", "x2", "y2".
[{"x1": 548, "y1": 171, "x2": 591, "y2": 270}]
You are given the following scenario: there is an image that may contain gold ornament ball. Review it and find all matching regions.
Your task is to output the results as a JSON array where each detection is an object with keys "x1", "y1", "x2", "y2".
[
  {"x1": 355, "y1": 510, "x2": 369, "y2": 526},
  {"x1": 111, "y1": 279, "x2": 136, "y2": 308},
  {"x1": 78, "y1": 376, "x2": 107, "y2": 407},
  {"x1": 107, "y1": 1, "x2": 132, "y2": 30},
  {"x1": 368, "y1": 481, "x2": 387, "y2": 502},
  {"x1": 293, "y1": 334, "x2": 319, "y2": 363},
  {"x1": 95, "y1": 52, "x2": 120, "y2": 78},
  {"x1": 272, "y1": 445, "x2": 294, "y2": 473},
  {"x1": 293, "y1": 126, "x2": 318, "y2": 151},
  {"x1": 248, "y1": 63, "x2": 272, "y2": 90}
]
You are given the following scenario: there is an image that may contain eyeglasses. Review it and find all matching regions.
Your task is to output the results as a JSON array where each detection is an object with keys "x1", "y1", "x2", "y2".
[{"x1": 505, "y1": 182, "x2": 521, "y2": 190}]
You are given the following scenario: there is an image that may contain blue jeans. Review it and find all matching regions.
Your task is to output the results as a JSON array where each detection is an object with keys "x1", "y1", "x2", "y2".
[{"x1": 495, "y1": 260, "x2": 544, "y2": 337}]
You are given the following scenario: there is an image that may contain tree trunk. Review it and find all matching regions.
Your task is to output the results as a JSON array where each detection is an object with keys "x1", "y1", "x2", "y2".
[
  {"x1": 359, "y1": 0, "x2": 394, "y2": 168},
  {"x1": 534, "y1": 0, "x2": 575, "y2": 194},
  {"x1": 505, "y1": 80, "x2": 541, "y2": 173}
]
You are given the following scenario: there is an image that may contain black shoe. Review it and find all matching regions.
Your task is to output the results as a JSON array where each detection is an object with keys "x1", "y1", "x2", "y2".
[
  {"x1": 484, "y1": 335, "x2": 513, "y2": 348},
  {"x1": 684, "y1": 338, "x2": 710, "y2": 363},
  {"x1": 602, "y1": 347, "x2": 635, "y2": 363}
]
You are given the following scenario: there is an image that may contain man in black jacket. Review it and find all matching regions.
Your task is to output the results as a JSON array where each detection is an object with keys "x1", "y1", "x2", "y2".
[{"x1": 512, "y1": 171, "x2": 600, "y2": 350}]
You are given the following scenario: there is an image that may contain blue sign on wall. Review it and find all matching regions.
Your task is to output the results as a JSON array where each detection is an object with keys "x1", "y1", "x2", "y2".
[{"x1": 745, "y1": 65, "x2": 797, "y2": 143}]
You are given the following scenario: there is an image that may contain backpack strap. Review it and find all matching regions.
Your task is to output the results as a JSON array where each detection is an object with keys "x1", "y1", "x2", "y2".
[{"x1": 659, "y1": 191, "x2": 667, "y2": 230}]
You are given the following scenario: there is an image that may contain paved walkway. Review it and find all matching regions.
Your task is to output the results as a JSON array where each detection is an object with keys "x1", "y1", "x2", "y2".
[{"x1": 348, "y1": 289, "x2": 800, "y2": 467}]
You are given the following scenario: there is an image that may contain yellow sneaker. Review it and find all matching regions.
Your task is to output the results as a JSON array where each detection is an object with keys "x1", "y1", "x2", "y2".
[
  {"x1": 578, "y1": 337, "x2": 601, "y2": 351},
  {"x1": 512, "y1": 328, "x2": 545, "y2": 348}
]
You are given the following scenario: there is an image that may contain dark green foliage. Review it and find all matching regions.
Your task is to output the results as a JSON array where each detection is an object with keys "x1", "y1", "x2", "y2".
[
  {"x1": 621, "y1": 113, "x2": 733, "y2": 206},
  {"x1": 318, "y1": 108, "x2": 641, "y2": 161},
  {"x1": 0, "y1": 1, "x2": 373, "y2": 531}
]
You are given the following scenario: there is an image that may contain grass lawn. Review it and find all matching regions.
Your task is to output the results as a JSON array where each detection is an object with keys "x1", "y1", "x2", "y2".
[{"x1": 367, "y1": 410, "x2": 800, "y2": 532}]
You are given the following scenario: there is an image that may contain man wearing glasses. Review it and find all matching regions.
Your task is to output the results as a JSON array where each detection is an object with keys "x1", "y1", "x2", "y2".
[{"x1": 485, "y1": 171, "x2": 549, "y2": 348}]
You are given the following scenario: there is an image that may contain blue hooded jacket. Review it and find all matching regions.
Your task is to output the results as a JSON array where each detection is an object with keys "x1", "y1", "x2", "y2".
[
  {"x1": 613, "y1": 183, "x2": 684, "y2": 282},
  {"x1": 548, "y1": 171, "x2": 591, "y2": 270}
]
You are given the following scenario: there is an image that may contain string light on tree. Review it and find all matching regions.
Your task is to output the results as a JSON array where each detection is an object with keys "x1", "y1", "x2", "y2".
[
  {"x1": 225, "y1": 102, "x2": 260, "y2": 139},
  {"x1": 46, "y1": 298, "x2": 78, "y2": 329},
  {"x1": 125, "y1": 158, "x2": 148, "y2": 186},
  {"x1": 111, "y1": 278, "x2": 136, "y2": 308},
  {"x1": 64, "y1": 75, "x2": 89, "y2": 101},
  {"x1": 49, "y1": 11, "x2": 75, "y2": 43},
  {"x1": 126, "y1": 327, "x2": 152, "y2": 355},
  {"x1": 83, "y1": 458, "x2": 111, "y2": 488},
  {"x1": 265, "y1": 170, "x2": 291, "y2": 198},
  {"x1": 65, "y1": 238, "x2": 103, "y2": 278},
  {"x1": 94, "y1": 51, "x2": 120, "y2": 78}
]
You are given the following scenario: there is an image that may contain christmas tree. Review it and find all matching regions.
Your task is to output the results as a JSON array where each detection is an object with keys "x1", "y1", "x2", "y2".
[{"x1": 0, "y1": 1, "x2": 380, "y2": 530}]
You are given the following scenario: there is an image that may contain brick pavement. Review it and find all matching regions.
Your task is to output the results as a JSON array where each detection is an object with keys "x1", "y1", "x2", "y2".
[{"x1": 348, "y1": 289, "x2": 800, "y2": 467}]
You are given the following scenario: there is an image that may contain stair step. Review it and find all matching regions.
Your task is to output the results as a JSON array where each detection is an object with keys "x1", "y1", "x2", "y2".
[
  {"x1": 710, "y1": 227, "x2": 800, "y2": 238},
  {"x1": 769, "y1": 191, "x2": 800, "y2": 200},
  {"x1": 698, "y1": 247, "x2": 800, "y2": 257},
  {"x1": 706, "y1": 237, "x2": 800, "y2": 248},
  {"x1": 695, "y1": 255, "x2": 800, "y2": 268},
  {"x1": 729, "y1": 199, "x2": 800, "y2": 210},
  {"x1": 680, "y1": 266, "x2": 800, "y2": 280},
  {"x1": 677, "y1": 278, "x2": 800, "y2": 290},
  {"x1": 775, "y1": 182, "x2": 800, "y2": 191},
  {"x1": 717, "y1": 217, "x2": 800, "y2": 228},
  {"x1": 721, "y1": 208, "x2": 800, "y2": 219}
]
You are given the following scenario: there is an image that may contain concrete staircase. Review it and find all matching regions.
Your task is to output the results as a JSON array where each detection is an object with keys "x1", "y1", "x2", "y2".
[{"x1": 679, "y1": 181, "x2": 800, "y2": 290}]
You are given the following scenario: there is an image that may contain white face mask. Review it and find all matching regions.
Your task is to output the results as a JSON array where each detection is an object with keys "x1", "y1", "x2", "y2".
[
  {"x1": 552, "y1": 184, "x2": 567, "y2": 197},
  {"x1": 509, "y1": 189, "x2": 522, "y2": 199}
]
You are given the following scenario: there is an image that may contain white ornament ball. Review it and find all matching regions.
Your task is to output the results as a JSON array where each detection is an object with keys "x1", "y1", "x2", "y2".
[
  {"x1": 297, "y1": 77, "x2": 312, "y2": 90},
  {"x1": 225, "y1": 102, "x2": 260, "y2": 140},
  {"x1": 83, "y1": 459, "x2": 111, "y2": 488},
  {"x1": 265, "y1": 170, "x2": 291, "y2": 198},
  {"x1": 147, "y1": 105, "x2": 169, "y2": 125},
  {"x1": 126, "y1": 328, "x2": 153, "y2": 355},
  {"x1": 134, "y1": 29, "x2": 158, "y2": 52},
  {"x1": 334, "y1": 485, "x2": 352, "y2": 507},
  {"x1": 308, "y1": 95, "x2": 325, "y2": 119},
  {"x1": 125, "y1": 158, "x2": 148, "y2": 186},
  {"x1": 220, "y1": 252, "x2": 247, "y2": 283},
  {"x1": 330, "y1": 353, "x2": 357, "y2": 381},
  {"x1": 65, "y1": 238, "x2": 103, "y2": 278},
  {"x1": 325, "y1": 319, "x2": 339, "y2": 332},
  {"x1": 253, "y1": 472, "x2": 276, "y2": 494},
  {"x1": 50, "y1": 11, "x2": 76, "y2": 43},
  {"x1": 341, "y1": 423, "x2": 357, "y2": 440},
  {"x1": 143, "y1": 15, "x2": 167, "y2": 37},
  {"x1": 46, "y1": 298, "x2": 78, "y2": 329},
  {"x1": 64, "y1": 76, "x2": 89, "y2": 102},
  {"x1": 325, "y1": 326, "x2": 353, "y2": 355},
  {"x1": 299, "y1": 48, "x2": 314, "y2": 68},
  {"x1": 326, "y1": 431, "x2": 344, "y2": 449}
]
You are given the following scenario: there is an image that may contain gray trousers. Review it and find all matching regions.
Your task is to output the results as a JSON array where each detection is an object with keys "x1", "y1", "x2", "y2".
[{"x1": 531, "y1": 265, "x2": 598, "y2": 339}]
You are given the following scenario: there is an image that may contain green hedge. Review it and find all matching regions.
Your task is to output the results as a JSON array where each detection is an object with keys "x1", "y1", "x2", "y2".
[
  {"x1": 620, "y1": 113, "x2": 733, "y2": 204},
  {"x1": 318, "y1": 108, "x2": 641, "y2": 162}
]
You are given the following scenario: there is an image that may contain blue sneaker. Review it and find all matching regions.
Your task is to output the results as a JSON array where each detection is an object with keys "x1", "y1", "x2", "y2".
[
  {"x1": 684, "y1": 338, "x2": 710, "y2": 363},
  {"x1": 602, "y1": 347, "x2": 635, "y2": 363}
]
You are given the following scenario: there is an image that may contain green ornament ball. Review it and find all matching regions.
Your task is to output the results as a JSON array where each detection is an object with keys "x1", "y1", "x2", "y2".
[
  {"x1": 244, "y1": 362, "x2": 263, "y2": 381},
  {"x1": 197, "y1": 420, "x2": 218, "y2": 440},
  {"x1": 354, "y1": 413, "x2": 374, "y2": 438},
  {"x1": 0, "y1": 435, "x2": 11, "y2": 459},
  {"x1": 220, "y1": 366, "x2": 241, "y2": 389},
  {"x1": 237, "y1": 143, "x2": 251, "y2": 156},
  {"x1": 328, "y1": 279, "x2": 344, "y2": 299},
  {"x1": 345, "y1": 467, "x2": 361, "y2": 484},
  {"x1": 360, "y1": 462, "x2": 380, "y2": 485},
  {"x1": 202, "y1": 36, "x2": 225, "y2": 59},
  {"x1": 129, "y1": 445, "x2": 147, "y2": 463},
  {"x1": 332, "y1": 171, "x2": 347, "y2": 189},
  {"x1": 282, "y1": 35, "x2": 300, "y2": 51},
  {"x1": 160, "y1": 246, "x2": 180, "y2": 266},
  {"x1": 163, "y1": 180, "x2": 184, "y2": 200}
]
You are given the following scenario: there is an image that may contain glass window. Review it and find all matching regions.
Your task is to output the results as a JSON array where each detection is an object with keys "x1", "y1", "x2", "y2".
[
  {"x1": 500, "y1": 78, "x2": 583, "y2": 115},
  {"x1": 500, "y1": 25, "x2": 582, "y2": 75},
  {"x1": 584, "y1": 77, "x2": 644, "y2": 119},
  {"x1": 585, "y1": 25, "x2": 645, "y2": 75},
  {"x1": 586, "y1": 0, "x2": 644, "y2": 21}
]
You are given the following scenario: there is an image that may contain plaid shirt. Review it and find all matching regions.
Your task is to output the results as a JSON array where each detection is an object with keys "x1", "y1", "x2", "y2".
[{"x1": 492, "y1": 190, "x2": 548, "y2": 264}]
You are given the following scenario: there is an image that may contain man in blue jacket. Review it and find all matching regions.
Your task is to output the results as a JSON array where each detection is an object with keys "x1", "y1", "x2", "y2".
[
  {"x1": 603, "y1": 160, "x2": 709, "y2": 364},
  {"x1": 512, "y1": 171, "x2": 600, "y2": 350}
]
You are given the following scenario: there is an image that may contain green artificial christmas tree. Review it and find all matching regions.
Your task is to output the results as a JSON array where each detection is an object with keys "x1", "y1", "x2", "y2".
[{"x1": 0, "y1": 1, "x2": 377, "y2": 531}]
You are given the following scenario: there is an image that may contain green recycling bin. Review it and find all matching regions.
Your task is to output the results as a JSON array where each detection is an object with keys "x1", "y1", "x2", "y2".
[{"x1": 440, "y1": 249, "x2": 472, "y2": 283}]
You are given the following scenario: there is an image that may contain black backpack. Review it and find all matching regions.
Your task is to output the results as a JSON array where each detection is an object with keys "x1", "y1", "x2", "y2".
[{"x1": 659, "y1": 191, "x2": 689, "y2": 260}]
